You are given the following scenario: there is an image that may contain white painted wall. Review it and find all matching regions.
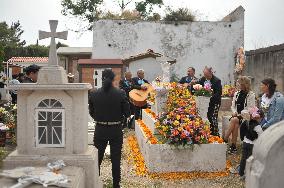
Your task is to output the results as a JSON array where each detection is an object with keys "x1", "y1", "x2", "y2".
[
  {"x1": 129, "y1": 57, "x2": 162, "y2": 82},
  {"x1": 92, "y1": 8, "x2": 244, "y2": 84}
]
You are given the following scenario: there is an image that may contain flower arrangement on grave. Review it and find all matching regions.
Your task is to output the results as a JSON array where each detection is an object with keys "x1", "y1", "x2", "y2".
[
  {"x1": 193, "y1": 83, "x2": 212, "y2": 97},
  {"x1": 0, "y1": 103, "x2": 17, "y2": 144},
  {"x1": 147, "y1": 92, "x2": 156, "y2": 105},
  {"x1": 136, "y1": 120, "x2": 158, "y2": 144},
  {"x1": 222, "y1": 84, "x2": 236, "y2": 97},
  {"x1": 155, "y1": 84, "x2": 211, "y2": 146},
  {"x1": 144, "y1": 108, "x2": 157, "y2": 119}
]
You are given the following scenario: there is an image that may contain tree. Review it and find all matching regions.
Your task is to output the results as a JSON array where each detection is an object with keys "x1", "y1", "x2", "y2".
[
  {"x1": 0, "y1": 21, "x2": 26, "y2": 48},
  {"x1": 164, "y1": 8, "x2": 196, "y2": 22},
  {"x1": 0, "y1": 21, "x2": 26, "y2": 71},
  {"x1": 146, "y1": 13, "x2": 161, "y2": 21},
  {"x1": 115, "y1": 0, "x2": 133, "y2": 13},
  {"x1": 61, "y1": 0, "x2": 163, "y2": 29},
  {"x1": 56, "y1": 42, "x2": 69, "y2": 49},
  {"x1": 135, "y1": 0, "x2": 163, "y2": 18}
]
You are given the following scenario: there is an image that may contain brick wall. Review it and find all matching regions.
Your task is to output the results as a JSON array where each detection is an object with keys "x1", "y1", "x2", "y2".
[{"x1": 80, "y1": 66, "x2": 122, "y2": 88}]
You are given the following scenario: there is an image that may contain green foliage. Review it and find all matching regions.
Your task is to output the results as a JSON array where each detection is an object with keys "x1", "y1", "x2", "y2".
[
  {"x1": 164, "y1": 8, "x2": 196, "y2": 22},
  {"x1": 135, "y1": 0, "x2": 163, "y2": 18},
  {"x1": 146, "y1": 13, "x2": 161, "y2": 21},
  {"x1": 61, "y1": 0, "x2": 163, "y2": 25},
  {"x1": 3, "y1": 45, "x2": 49, "y2": 61},
  {"x1": 56, "y1": 42, "x2": 69, "y2": 49},
  {"x1": 0, "y1": 21, "x2": 26, "y2": 71},
  {"x1": 100, "y1": 10, "x2": 142, "y2": 20},
  {"x1": 61, "y1": 0, "x2": 103, "y2": 29},
  {"x1": 0, "y1": 21, "x2": 26, "y2": 48}
]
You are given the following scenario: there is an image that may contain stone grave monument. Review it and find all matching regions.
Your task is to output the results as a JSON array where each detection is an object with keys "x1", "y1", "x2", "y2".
[
  {"x1": 246, "y1": 120, "x2": 284, "y2": 188},
  {"x1": 137, "y1": 88, "x2": 227, "y2": 173},
  {"x1": 2, "y1": 20, "x2": 102, "y2": 188}
]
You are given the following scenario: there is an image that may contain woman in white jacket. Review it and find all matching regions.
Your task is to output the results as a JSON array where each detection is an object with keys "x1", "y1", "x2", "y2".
[{"x1": 224, "y1": 76, "x2": 256, "y2": 153}]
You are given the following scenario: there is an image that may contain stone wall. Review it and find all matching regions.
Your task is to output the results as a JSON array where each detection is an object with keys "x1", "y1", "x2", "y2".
[
  {"x1": 244, "y1": 44, "x2": 284, "y2": 95},
  {"x1": 92, "y1": 7, "x2": 244, "y2": 84},
  {"x1": 128, "y1": 57, "x2": 162, "y2": 82}
]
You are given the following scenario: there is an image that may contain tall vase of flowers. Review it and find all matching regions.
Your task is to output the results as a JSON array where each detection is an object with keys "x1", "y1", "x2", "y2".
[{"x1": 193, "y1": 83, "x2": 212, "y2": 120}]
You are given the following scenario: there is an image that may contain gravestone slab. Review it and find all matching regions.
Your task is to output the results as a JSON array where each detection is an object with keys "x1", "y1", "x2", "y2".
[{"x1": 152, "y1": 88, "x2": 168, "y2": 115}]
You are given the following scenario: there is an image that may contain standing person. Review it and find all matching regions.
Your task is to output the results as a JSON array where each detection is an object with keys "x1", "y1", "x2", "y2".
[
  {"x1": 17, "y1": 73, "x2": 25, "y2": 83},
  {"x1": 132, "y1": 69, "x2": 149, "y2": 120},
  {"x1": 260, "y1": 78, "x2": 284, "y2": 129},
  {"x1": 198, "y1": 66, "x2": 222, "y2": 136},
  {"x1": 238, "y1": 107, "x2": 264, "y2": 178},
  {"x1": 119, "y1": 71, "x2": 135, "y2": 128},
  {"x1": 179, "y1": 67, "x2": 198, "y2": 92},
  {"x1": 224, "y1": 76, "x2": 256, "y2": 154},
  {"x1": 179, "y1": 67, "x2": 197, "y2": 84},
  {"x1": 89, "y1": 69, "x2": 130, "y2": 188},
  {"x1": 22, "y1": 64, "x2": 40, "y2": 83},
  {"x1": 9, "y1": 74, "x2": 20, "y2": 104}
]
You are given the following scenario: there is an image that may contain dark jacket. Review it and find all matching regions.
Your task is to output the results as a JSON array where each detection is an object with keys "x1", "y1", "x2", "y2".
[
  {"x1": 198, "y1": 75, "x2": 222, "y2": 104},
  {"x1": 179, "y1": 76, "x2": 197, "y2": 84},
  {"x1": 132, "y1": 77, "x2": 149, "y2": 90},
  {"x1": 22, "y1": 76, "x2": 35, "y2": 83},
  {"x1": 240, "y1": 120, "x2": 259, "y2": 141},
  {"x1": 89, "y1": 87, "x2": 130, "y2": 122},
  {"x1": 119, "y1": 79, "x2": 135, "y2": 98}
]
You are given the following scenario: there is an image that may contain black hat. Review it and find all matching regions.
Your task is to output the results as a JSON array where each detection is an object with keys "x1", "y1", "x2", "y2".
[{"x1": 25, "y1": 64, "x2": 40, "y2": 74}]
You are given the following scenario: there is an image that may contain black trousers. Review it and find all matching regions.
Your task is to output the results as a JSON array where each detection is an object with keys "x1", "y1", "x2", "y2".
[
  {"x1": 123, "y1": 102, "x2": 135, "y2": 128},
  {"x1": 94, "y1": 125, "x2": 123, "y2": 188},
  {"x1": 207, "y1": 102, "x2": 220, "y2": 136},
  {"x1": 239, "y1": 142, "x2": 253, "y2": 176},
  {"x1": 134, "y1": 104, "x2": 147, "y2": 120},
  {"x1": 10, "y1": 92, "x2": 17, "y2": 104}
]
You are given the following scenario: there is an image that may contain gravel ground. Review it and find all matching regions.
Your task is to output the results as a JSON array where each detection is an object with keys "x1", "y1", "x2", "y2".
[{"x1": 100, "y1": 130, "x2": 245, "y2": 188}]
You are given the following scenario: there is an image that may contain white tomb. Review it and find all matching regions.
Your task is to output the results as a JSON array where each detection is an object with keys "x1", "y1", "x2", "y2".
[
  {"x1": 246, "y1": 120, "x2": 284, "y2": 188},
  {"x1": 3, "y1": 20, "x2": 102, "y2": 188},
  {"x1": 136, "y1": 89, "x2": 227, "y2": 173}
]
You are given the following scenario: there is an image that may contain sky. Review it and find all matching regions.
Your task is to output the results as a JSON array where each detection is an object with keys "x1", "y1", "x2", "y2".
[{"x1": 0, "y1": 0, "x2": 284, "y2": 50}]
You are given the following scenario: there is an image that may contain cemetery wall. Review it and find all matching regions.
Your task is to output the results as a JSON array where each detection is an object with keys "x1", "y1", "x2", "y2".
[
  {"x1": 92, "y1": 7, "x2": 244, "y2": 84},
  {"x1": 245, "y1": 43, "x2": 284, "y2": 95}
]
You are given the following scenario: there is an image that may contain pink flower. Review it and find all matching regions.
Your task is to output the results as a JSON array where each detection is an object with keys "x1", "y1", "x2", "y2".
[
  {"x1": 204, "y1": 83, "x2": 211, "y2": 90},
  {"x1": 249, "y1": 106, "x2": 260, "y2": 118}
]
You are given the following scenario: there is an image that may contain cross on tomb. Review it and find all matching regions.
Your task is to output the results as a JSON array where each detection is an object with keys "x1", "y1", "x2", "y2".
[{"x1": 39, "y1": 20, "x2": 68, "y2": 67}]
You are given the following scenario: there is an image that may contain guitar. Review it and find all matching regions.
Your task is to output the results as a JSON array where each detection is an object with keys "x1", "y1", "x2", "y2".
[{"x1": 129, "y1": 83, "x2": 154, "y2": 107}]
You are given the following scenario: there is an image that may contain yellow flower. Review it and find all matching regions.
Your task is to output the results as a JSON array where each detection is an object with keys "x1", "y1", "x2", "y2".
[
  {"x1": 176, "y1": 115, "x2": 181, "y2": 120},
  {"x1": 173, "y1": 120, "x2": 180, "y2": 126}
]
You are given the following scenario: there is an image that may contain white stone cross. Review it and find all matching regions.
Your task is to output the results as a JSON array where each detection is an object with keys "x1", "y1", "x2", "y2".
[{"x1": 39, "y1": 20, "x2": 68, "y2": 66}]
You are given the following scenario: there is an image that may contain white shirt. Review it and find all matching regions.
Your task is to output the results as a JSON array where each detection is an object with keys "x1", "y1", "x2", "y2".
[
  {"x1": 261, "y1": 94, "x2": 274, "y2": 119},
  {"x1": 9, "y1": 79, "x2": 20, "y2": 94}
]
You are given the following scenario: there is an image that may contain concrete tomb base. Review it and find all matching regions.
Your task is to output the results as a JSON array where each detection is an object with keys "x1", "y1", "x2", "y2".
[
  {"x1": 3, "y1": 146, "x2": 103, "y2": 188},
  {"x1": 135, "y1": 120, "x2": 227, "y2": 173},
  {"x1": 0, "y1": 166, "x2": 85, "y2": 188}
]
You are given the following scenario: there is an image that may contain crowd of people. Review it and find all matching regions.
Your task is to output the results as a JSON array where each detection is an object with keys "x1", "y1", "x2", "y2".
[{"x1": 3, "y1": 64, "x2": 284, "y2": 187}]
